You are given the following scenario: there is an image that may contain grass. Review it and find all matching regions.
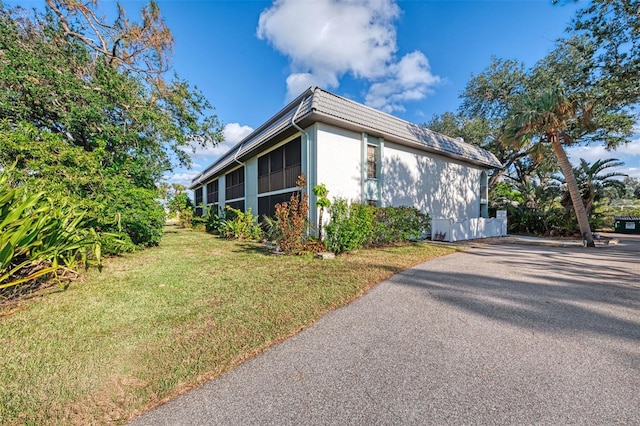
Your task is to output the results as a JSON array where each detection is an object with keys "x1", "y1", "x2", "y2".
[{"x1": 0, "y1": 225, "x2": 460, "y2": 425}]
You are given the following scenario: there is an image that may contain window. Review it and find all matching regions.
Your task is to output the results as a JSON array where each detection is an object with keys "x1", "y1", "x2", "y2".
[
  {"x1": 367, "y1": 144, "x2": 378, "y2": 179},
  {"x1": 206, "y1": 180, "x2": 219, "y2": 204},
  {"x1": 258, "y1": 138, "x2": 302, "y2": 193},
  {"x1": 225, "y1": 167, "x2": 244, "y2": 200},
  {"x1": 480, "y1": 171, "x2": 488, "y2": 218},
  {"x1": 194, "y1": 187, "x2": 204, "y2": 216}
]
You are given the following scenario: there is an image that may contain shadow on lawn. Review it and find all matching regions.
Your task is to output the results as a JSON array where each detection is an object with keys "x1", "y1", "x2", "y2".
[{"x1": 231, "y1": 242, "x2": 275, "y2": 256}]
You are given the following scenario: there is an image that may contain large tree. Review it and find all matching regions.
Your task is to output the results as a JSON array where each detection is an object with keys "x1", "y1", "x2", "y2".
[
  {"x1": 428, "y1": 1, "x2": 638, "y2": 246},
  {"x1": 569, "y1": 0, "x2": 640, "y2": 107},
  {"x1": 0, "y1": 1, "x2": 223, "y2": 248},
  {"x1": 426, "y1": 58, "x2": 560, "y2": 193},
  {"x1": 504, "y1": 89, "x2": 598, "y2": 245}
]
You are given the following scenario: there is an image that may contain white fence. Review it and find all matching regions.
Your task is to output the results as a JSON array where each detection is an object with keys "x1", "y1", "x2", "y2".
[{"x1": 431, "y1": 217, "x2": 507, "y2": 242}]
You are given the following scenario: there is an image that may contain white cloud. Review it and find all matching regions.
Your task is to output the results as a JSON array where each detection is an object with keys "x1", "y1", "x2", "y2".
[
  {"x1": 365, "y1": 51, "x2": 441, "y2": 113},
  {"x1": 184, "y1": 122, "x2": 254, "y2": 161},
  {"x1": 257, "y1": 0, "x2": 440, "y2": 111},
  {"x1": 625, "y1": 167, "x2": 640, "y2": 179},
  {"x1": 167, "y1": 170, "x2": 201, "y2": 188},
  {"x1": 224, "y1": 122, "x2": 255, "y2": 144},
  {"x1": 567, "y1": 137, "x2": 640, "y2": 179},
  {"x1": 567, "y1": 138, "x2": 640, "y2": 163},
  {"x1": 171, "y1": 122, "x2": 255, "y2": 187}
]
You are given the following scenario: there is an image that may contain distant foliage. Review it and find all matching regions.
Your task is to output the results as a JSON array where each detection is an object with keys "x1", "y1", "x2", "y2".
[{"x1": 166, "y1": 185, "x2": 194, "y2": 229}]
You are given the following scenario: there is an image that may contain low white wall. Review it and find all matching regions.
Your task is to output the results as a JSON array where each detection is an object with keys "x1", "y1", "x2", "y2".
[{"x1": 432, "y1": 217, "x2": 507, "y2": 242}]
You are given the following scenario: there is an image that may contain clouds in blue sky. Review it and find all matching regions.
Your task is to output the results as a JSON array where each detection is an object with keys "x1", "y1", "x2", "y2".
[
  {"x1": 175, "y1": 122, "x2": 255, "y2": 185},
  {"x1": 568, "y1": 136, "x2": 640, "y2": 179},
  {"x1": 257, "y1": 0, "x2": 440, "y2": 112}
]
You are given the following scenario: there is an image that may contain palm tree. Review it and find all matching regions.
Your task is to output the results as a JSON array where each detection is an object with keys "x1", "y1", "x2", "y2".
[
  {"x1": 560, "y1": 158, "x2": 627, "y2": 218},
  {"x1": 505, "y1": 88, "x2": 597, "y2": 246}
]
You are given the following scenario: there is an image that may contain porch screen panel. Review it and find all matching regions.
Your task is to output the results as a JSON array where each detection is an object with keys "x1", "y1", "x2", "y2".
[
  {"x1": 226, "y1": 199, "x2": 245, "y2": 212},
  {"x1": 206, "y1": 180, "x2": 219, "y2": 204},
  {"x1": 258, "y1": 155, "x2": 270, "y2": 193},
  {"x1": 225, "y1": 167, "x2": 244, "y2": 200},
  {"x1": 257, "y1": 137, "x2": 301, "y2": 194},
  {"x1": 258, "y1": 191, "x2": 297, "y2": 218},
  {"x1": 269, "y1": 146, "x2": 285, "y2": 192},
  {"x1": 285, "y1": 139, "x2": 302, "y2": 188},
  {"x1": 194, "y1": 187, "x2": 203, "y2": 216}
]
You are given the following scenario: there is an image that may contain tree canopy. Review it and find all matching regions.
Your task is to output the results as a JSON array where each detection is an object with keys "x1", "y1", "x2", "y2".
[
  {"x1": 0, "y1": 0, "x2": 223, "y2": 249},
  {"x1": 425, "y1": 0, "x2": 639, "y2": 244}
]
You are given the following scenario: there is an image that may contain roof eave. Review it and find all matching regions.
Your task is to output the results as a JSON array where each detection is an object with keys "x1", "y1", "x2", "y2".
[{"x1": 188, "y1": 87, "x2": 317, "y2": 189}]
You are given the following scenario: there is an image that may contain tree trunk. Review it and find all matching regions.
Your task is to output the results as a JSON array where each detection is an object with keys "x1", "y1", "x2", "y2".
[
  {"x1": 551, "y1": 134, "x2": 595, "y2": 247},
  {"x1": 317, "y1": 208, "x2": 324, "y2": 242}
]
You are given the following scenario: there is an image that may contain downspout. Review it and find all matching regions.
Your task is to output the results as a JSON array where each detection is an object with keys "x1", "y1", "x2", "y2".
[
  {"x1": 232, "y1": 140, "x2": 245, "y2": 167},
  {"x1": 291, "y1": 96, "x2": 311, "y2": 234},
  {"x1": 291, "y1": 95, "x2": 310, "y2": 188}
]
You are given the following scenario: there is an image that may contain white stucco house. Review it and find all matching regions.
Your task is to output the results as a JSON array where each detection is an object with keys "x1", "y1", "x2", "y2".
[{"x1": 189, "y1": 87, "x2": 505, "y2": 241}]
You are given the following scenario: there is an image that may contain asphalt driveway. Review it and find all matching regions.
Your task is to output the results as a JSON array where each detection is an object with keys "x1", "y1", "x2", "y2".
[{"x1": 130, "y1": 235, "x2": 640, "y2": 425}]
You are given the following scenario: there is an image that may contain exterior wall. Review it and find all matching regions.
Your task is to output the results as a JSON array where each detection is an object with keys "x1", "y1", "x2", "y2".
[
  {"x1": 245, "y1": 157, "x2": 258, "y2": 214},
  {"x1": 381, "y1": 142, "x2": 484, "y2": 220},
  {"x1": 315, "y1": 123, "x2": 362, "y2": 201},
  {"x1": 217, "y1": 175, "x2": 226, "y2": 215},
  {"x1": 192, "y1": 120, "x2": 492, "y2": 242}
]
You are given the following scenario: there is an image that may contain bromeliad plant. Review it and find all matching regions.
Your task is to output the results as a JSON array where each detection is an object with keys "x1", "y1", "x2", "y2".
[{"x1": 0, "y1": 168, "x2": 102, "y2": 293}]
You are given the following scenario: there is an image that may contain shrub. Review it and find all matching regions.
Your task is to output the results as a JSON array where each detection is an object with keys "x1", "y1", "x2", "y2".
[
  {"x1": 261, "y1": 215, "x2": 282, "y2": 242},
  {"x1": 1, "y1": 122, "x2": 166, "y2": 252},
  {"x1": 204, "y1": 208, "x2": 223, "y2": 234},
  {"x1": 0, "y1": 169, "x2": 102, "y2": 293},
  {"x1": 313, "y1": 183, "x2": 331, "y2": 241},
  {"x1": 325, "y1": 201, "x2": 431, "y2": 253},
  {"x1": 324, "y1": 198, "x2": 376, "y2": 254},
  {"x1": 219, "y1": 207, "x2": 262, "y2": 240},
  {"x1": 274, "y1": 175, "x2": 310, "y2": 255},
  {"x1": 374, "y1": 206, "x2": 430, "y2": 244},
  {"x1": 103, "y1": 188, "x2": 165, "y2": 247}
]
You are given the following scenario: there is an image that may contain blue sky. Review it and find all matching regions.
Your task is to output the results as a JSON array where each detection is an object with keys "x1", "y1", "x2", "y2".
[{"x1": 14, "y1": 0, "x2": 640, "y2": 183}]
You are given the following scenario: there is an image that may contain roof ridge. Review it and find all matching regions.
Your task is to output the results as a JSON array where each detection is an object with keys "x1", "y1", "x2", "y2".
[{"x1": 190, "y1": 86, "x2": 501, "y2": 189}]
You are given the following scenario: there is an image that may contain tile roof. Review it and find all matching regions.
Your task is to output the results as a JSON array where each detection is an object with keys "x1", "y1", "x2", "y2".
[
  {"x1": 304, "y1": 89, "x2": 501, "y2": 168},
  {"x1": 190, "y1": 87, "x2": 502, "y2": 188}
]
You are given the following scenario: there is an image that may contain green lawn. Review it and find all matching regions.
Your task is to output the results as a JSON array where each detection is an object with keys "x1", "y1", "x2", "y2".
[{"x1": 0, "y1": 226, "x2": 459, "y2": 425}]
